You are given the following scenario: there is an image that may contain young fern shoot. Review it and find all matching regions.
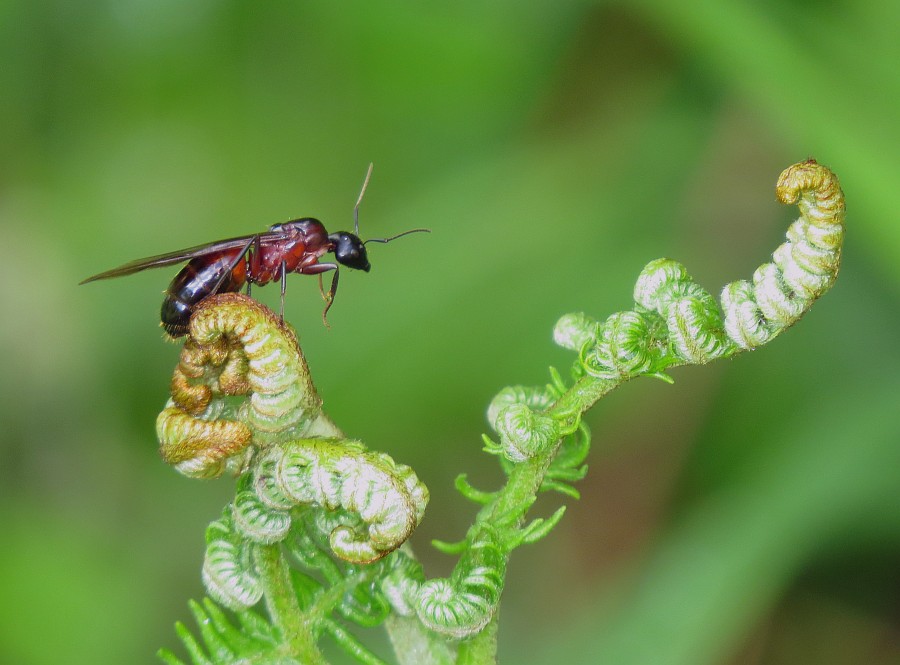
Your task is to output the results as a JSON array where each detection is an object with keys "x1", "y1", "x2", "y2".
[{"x1": 154, "y1": 160, "x2": 845, "y2": 665}]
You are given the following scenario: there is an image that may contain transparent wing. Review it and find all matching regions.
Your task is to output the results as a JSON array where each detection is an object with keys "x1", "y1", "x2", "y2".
[{"x1": 79, "y1": 230, "x2": 288, "y2": 284}]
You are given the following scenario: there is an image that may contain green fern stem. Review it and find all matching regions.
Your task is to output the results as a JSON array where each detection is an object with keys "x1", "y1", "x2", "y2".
[
  {"x1": 416, "y1": 160, "x2": 846, "y2": 647},
  {"x1": 253, "y1": 542, "x2": 326, "y2": 665}
]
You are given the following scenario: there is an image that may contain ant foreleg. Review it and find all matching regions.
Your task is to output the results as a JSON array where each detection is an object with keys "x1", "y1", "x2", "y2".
[
  {"x1": 300, "y1": 262, "x2": 339, "y2": 327},
  {"x1": 322, "y1": 268, "x2": 340, "y2": 325}
]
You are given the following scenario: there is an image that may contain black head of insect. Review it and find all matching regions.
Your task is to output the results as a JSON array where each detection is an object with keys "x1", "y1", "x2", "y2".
[{"x1": 329, "y1": 231, "x2": 370, "y2": 272}]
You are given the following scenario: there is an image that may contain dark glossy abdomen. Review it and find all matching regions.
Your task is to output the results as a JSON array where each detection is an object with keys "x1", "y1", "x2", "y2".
[{"x1": 161, "y1": 251, "x2": 246, "y2": 337}]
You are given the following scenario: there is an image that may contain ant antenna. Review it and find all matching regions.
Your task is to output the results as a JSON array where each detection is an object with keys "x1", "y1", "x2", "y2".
[
  {"x1": 353, "y1": 162, "x2": 430, "y2": 244},
  {"x1": 354, "y1": 162, "x2": 374, "y2": 236},
  {"x1": 364, "y1": 228, "x2": 430, "y2": 245}
]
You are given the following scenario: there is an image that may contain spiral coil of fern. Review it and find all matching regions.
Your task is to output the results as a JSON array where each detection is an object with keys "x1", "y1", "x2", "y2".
[
  {"x1": 427, "y1": 160, "x2": 846, "y2": 643},
  {"x1": 548, "y1": 160, "x2": 845, "y2": 405},
  {"x1": 415, "y1": 525, "x2": 507, "y2": 638},
  {"x1": 154, "y1": 291, "x2": 431, "y2": 662}
]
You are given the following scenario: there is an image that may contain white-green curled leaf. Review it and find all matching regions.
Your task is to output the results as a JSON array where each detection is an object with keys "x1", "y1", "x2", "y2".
[
  {"x1": 157, "y1": 399, "x2": 253, "y2": 480},
  {"x1": 250, "y1": 447, "x2": 296, "y2": 511},
  {"x1": 752, "y1": 262, "x2": 806, "y2": 326},
  {"x1": 187, "y1": 296, "x2": 323, "y2": 437},
  {"x1": 494, "y1": 404, "x2": 560, "y2": 463},
  {"x1": 583, "y1": 311, "x2": 657, "y2": 379},
  {"x1": 553, "y1": 312, "x2": 600, "y2": 351},
  {"x1": 270, "y1": 439, "x2": 429, "y2": 564},
  {"x1": 486, "y1": 385, "x2": 555, "y2": 431},
  {"x1": 633, "y1": 258, "x2": 692, "y2": 312},
  {"x1": 666, "y1": 295, "x2": 734, "y2": 364},
  {"x1": 722, "y1": 160, "x2": 845, "y2": 350},
  {"x1": 378, "y1": 549, "x2": 426, "y2": 617},
  {"x1": 201, "y1": 519, "x2": 263, "y2": 611},
  {"x1": 415, "y1": 527, "x2": 506, "y2": 639},
  {"x1": 231, "y1": 490, "x2": 291, "y2": 545},
  {"x1": 722, "y1": 280, "x2": 775, "y2": 349}
]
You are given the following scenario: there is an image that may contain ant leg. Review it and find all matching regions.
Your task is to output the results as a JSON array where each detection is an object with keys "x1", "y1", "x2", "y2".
[
  {"x1": 322, "y1": 268, "x2": 340, "y2": 326},
  {"x1": 248, "y1": 236, "x2": 262, "y2": 296},
  {"x1": 300, "y1": 262, "x2": 339, "y2": 327},
  {"x1": 279, "y1": 260, "x2": 287, "y2": 322},
  {"x1": 213, "y1": 235, "x2": 257, "y2": 295}
]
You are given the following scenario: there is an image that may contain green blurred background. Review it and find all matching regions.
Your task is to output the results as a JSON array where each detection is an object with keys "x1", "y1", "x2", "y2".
[{"x1": 1, "y1": 1, "x2": 898, "y2": 663}]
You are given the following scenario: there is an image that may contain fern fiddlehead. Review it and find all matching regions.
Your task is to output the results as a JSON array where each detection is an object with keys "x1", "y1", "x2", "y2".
[
  {"x1": 156, "y1": 161, "x2": 845, "y2": 664},
  {"x1": 156, "y1": 293, "x2": 432, "y2": 664},
  {"x1": 418, "y1": 160, "x2": 845, "y2": 651}
]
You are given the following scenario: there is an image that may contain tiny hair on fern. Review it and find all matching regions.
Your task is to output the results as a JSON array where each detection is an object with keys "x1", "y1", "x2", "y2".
[{"x1": 145, "y1": 160, "x2": 844, "y2": 664}]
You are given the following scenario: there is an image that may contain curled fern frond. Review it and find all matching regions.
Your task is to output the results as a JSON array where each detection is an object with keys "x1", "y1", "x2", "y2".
[
  {"x1": 486, "y1": 385, "x2": 555, "y2": 430},
  {"x1": 492, "y1": 403, "x2": 560, "y2": 463},
  {"x1": 559, "y1": 159, "x2": 845, "y2": 374},
  {"x1": 199, "y1": 437, "x2": 429, "y2": 614},
  {"x1": 553, "y1": 312, "x2": 600, "y2": 352},
  {"x1": 583, "y1": 310, "x2": 661, "y2": 379},
  {"x1": 429, "y1": 160, "x2": 847, "y2": 654},
  {"x1": 723, "y1": 159, "x2": 845, "y2": 349},
  {"x1": 378, "y1": 549, "x2": 427, "y2": 618},
  {"x1": 157, "y1": 403, "x2": 253, "y2": 478},
  {"x1": 261, "y1": 439, "x2": 429, "y2": 564},
  {"x1": 202, "y1": 514, "x2": 263, "y2": 611},
  {"x1": 634, "y1": 258, "x2": 730, "y2": 364},
  {"x1": 169, "y1": 335, "x2": 249, "y2": 415},
  {"x1": 415, "y1": 526, "x2": 506, "y2": 638},
  {"x1": 157, "y1": 294, "x2": 327, "y2": 478},
  {"x1": 485, "y1": 386, "x2": 562, "y2": 463},
  {"x1": 184, "y1": 294, "x2": 322, "y2": 434},
  {"x1": 151, "y1": 293, "x2": 434, "y2": 661},
  {"x1": 231, "y1": 487, "x2": 291, "y2": 545}
]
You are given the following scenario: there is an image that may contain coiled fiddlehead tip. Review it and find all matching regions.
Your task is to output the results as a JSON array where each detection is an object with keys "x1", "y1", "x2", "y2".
[
  {"x1": 157, "y1": 403, "x2": 254, "y2": 478},
  {"x1": 486, "y1": 385, "x2": 555, "y2": 431},
  {"x1": 583, "y1": 310, "x2": 661, "y2": 379},
  {"x1": 553, "y1": 312, "x2": 599, "y2": 351},
  {"x1": 201, "y1": 515, "x2": 264, "y2": 611},
  {"x1": 493, "y1": 403, "x2": 561, "y2": 463},
  {"x1": 415, "y1": 525, "x2": 506, "y2": 638},
  {"x1": 633, "y1": 258, "x2": 692, "y2": 312},
  {"x1": 157, "y1": 294, "x2": 324, "y2": 478},
  {"x1": 189, "y1": 294, "x2": 321, "y2": 434},
  {"x1": 775, "y1": 159, "x2": 845, "y2": 216},
  {"x1": 568, "y1": 159, "x2": 847, "y2": 373},
  {"x1": 260, "y1": 439, "x2": 429, "y2": 564},
  {"x1": 722, "y1": 159, "x2": 845, "y2": 350},
  {"x1": 378, "y1": 549, "x2": 426, "y2": 618}
]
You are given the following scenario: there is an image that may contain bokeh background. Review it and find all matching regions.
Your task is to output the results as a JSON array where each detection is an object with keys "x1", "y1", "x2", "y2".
[{"x1": 1, "y1": 2, "x2": 899, "y2": 664}]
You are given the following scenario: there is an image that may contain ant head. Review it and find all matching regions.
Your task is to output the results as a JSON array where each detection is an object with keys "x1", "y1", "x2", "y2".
[{"x1": 329, "y1": 232, "x2": 370, "y2": 271}]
